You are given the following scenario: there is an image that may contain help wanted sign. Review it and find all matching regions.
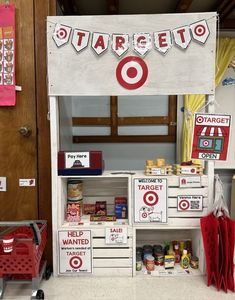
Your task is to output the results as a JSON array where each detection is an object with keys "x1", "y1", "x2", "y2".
[
  {"x1": 59, "y1": 230, "x2": 92, "y2": 274},
  {"x1": 134, "y1": 178, "x2": 167, "y2": 223}
]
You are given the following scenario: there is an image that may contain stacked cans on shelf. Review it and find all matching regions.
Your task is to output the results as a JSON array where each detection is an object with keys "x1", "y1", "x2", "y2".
[{"x1": 66, "y1": 180, "x2": 83, "y2": 223}]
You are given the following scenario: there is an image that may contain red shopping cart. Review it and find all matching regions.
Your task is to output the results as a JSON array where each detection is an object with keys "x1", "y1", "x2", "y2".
[{"x1": 0, "y1": 220, "x2": 51, "y2": 299}]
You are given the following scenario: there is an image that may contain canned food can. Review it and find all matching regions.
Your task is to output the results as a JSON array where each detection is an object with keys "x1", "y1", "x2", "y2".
[
  {"x1": 66, "y1": 201, "x2": 81, "y2": 223},
  {"x1": 67, "y1": 180, "x2": 83, "y2": 201}
]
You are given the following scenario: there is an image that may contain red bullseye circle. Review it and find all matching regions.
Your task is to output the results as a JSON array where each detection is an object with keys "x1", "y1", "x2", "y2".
[
  {"x1": 196, "y1": 116, "x2": 203, "y2": 124},
  {"x1": 56, "y1": 28, "x2": 68, "y2": 40},
  {"x1": 142, "y1": 212, "x2": 148, "y2": 218},
  {"x1": 127, "y1": 67, "x2": 138, "y2": 78},
  {"x1": 203, "y1": 140, "x2": 209, "y2": 147},
  {"x1": 179, "y1": 200, "x2": 190, "y2": 210},
  {"x1": 143, "y1": 191, "x2": 159, "y2": 206},
  {"x1": 116, "y1": 56, "x2": 148, "y2": 90},
  {"x1": 194, "y1": 25, "x2": 206, "y2": 36},
  {"x1": 69, "y1": 256, "x2": 82, "y2": 269}
]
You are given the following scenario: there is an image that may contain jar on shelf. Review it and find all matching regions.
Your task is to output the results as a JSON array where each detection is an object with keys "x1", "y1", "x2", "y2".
[
  {"x1": 146, "y1": 255, "x2": 155, "y2": 271},
  {"x1": 136, "y1": 253, "x2": 143, "y2": 271}
]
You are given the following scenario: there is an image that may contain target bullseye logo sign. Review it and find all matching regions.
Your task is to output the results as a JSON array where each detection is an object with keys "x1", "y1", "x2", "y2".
[
  {"x1": 143, "y1": 191, "x2": 159, "y2": 206},
  {"x1": 116, "y1": 56, "x2": 148, "y2": 90},
  {"x1": 69, "y1": 256, "x2": 82, "y2": 269},
  {"x1": 53, "y1": 24, "x2": 72, "y2": 47},
  {"x1": 194, "y1": 25, "x2": 206, "y2": 36},
  {"x1": 202, "y1": 139, "x2": 209, "y2": 147},
  {"x1": 134, "y1": 178, "x2": 167, "y2": 223},
  {"x1": 56, "y1": 28, "x2": 68, "y2": 39},
  {"x1": 178, "y1": 199, "x2": 190, "y2": 211}
]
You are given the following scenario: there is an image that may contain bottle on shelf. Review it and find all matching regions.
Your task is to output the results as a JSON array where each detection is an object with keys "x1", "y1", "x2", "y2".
[
  {"x1": 174, "y1": 244, "x2": 181, "y2": 263},
  {"x1": 181, "y1": 249, "x2": 190, "y2": 269}
]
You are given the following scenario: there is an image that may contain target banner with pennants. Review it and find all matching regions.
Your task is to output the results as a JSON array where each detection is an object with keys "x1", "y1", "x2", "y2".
[
  {"x1": 58, "y1": 230, "x2": 92, "y2": 274},
  {"x1": 177, "y1": 195, "x2": 203, "y2": 211},
  {"x1": 191, "y1": 113, "x2": 231, "y2": 161},
  {"x1": 134, "y1": 177, "x2": 167, "y2": 223}
]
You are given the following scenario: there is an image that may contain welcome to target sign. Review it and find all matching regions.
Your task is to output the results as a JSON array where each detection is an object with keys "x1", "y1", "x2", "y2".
[
  {"x1": 134, "y1": 178, "x2": 167, "y2": 223},
  {"x1": 59, "y1": 230, "x2": 92, "y2": 274}
]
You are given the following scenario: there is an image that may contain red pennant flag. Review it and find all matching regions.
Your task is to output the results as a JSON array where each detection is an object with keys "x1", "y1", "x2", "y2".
[{"x1": 0, "y1": 4, "x2": 16, "y2": 106}]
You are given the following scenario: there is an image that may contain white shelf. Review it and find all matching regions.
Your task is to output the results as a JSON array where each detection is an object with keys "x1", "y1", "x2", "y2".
[{"x1": 136, "y1": 265, "x2": 202, "y2": 277}]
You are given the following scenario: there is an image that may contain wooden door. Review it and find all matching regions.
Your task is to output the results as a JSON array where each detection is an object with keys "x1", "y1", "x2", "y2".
[
  {"x1": 0, "y1": 0, "x2": 37, "y2": 220},
  {"x1": 0, "y1": 0, "x2": 56, "y2": 266}
]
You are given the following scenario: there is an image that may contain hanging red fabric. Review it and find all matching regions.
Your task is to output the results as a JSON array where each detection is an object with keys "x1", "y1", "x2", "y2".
[{"x1": 0, "y1": 3, "x2": 16, "y2": 106}]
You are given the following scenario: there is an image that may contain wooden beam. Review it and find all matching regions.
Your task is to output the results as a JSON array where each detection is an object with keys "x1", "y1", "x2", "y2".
[
  {"x1": 118, "y1": 116, "x2": 169, "y2": 125},
  {"x1": 57, "y1": 0, "x2": 77, "y2": 15},
  {"x1": 168, "y1": 95, "x2": 177, "y2": 136},
  {"x1": 73, "y1": 135, "x2": 176, "y2": 143},
  {"x1": 106, "y1": 0, "x2": 119, "y2": 14},
  {"x1": 220, "y1": 18, "x2": 235, "y2": 29},
  {"x1": 217, "y1": 0, "x2": 235, "y2": 22},
  {"x1": 175, "y1": 0, "x2": 194, "y2": 12},
  {"x1": 110, "y1": 96, "x2": 118, "y2": 135},
  {"x1": 73, "y1": 117, "x2": 111, "y2": 126},
  {"x1": 73, "y1": 116, "x2": 170, "y2": 126}
]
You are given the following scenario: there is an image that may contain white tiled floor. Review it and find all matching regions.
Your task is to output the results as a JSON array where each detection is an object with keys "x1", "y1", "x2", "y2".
[{"x1": 1, "y1": 275, "x2": 235, "y2": 300}]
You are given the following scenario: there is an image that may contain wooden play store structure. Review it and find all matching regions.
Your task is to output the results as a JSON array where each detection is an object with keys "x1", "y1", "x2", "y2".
[{"x1": 47, "y1": 12, "x2": 216, "y2": 277}]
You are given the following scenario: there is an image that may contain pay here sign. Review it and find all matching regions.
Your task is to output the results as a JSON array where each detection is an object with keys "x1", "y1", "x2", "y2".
[{"x1": 134, "y1": 178, "x2": 167, "y2": 223}]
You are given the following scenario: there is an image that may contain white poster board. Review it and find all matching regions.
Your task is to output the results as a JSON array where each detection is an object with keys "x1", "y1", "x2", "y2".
[
  {"x1": 47, "y1": 13, "x2": 216, "y2": 96},
  {"x1": 58, "y1": 230, "x2": 92, "y2": 274},
  {"x1": 134, "y1": 178, "x2": 167, "y2": 223}
]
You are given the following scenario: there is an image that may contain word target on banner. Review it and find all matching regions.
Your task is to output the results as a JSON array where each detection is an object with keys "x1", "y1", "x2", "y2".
[
  {"x1": 143, "y1": 191, "x2": 159, "y2": 206},
  {"x1": 116, "y1": 56, "x2": 148, "y2": 90},
  {"x1": 69, "y1": 256, "x2": 82, "y2": 269}
]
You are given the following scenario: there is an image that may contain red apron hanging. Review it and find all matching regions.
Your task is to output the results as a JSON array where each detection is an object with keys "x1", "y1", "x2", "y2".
[{"x1": 0, "y1": 3, "x2": 16, "y2": 106}]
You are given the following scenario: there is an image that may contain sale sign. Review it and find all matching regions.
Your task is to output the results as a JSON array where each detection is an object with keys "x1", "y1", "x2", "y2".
[
  {"x1": 59, "y1": 230, "x2": 92, "y2": 274},
  {"x1": 191, "y1": 113, "x2": 231, "y2": 161},
  {"x1": 105, "y1": 227, "x2": 127, "y2": 244},
  {"x1": 134, "y1": 178, "x2": 167, "y2": 223}
]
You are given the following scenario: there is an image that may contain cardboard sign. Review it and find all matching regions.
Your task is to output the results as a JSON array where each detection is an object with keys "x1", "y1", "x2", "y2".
[
  {"x1": 59, "y1": 230, "x2": 92, "y2": 274},
  {"x1": 177, "y1": 195, "x2": 203, "y2": 211},
  {"x1": 105, "y1": 227, "x2": 127, "y2": 244},
  {"x1": 134, "y1": 178, "x2": 167, "y2": 223},
  {"x1": 191, "y1": 113, "x2": 231, "y2": 161},
  {"x1": 179, "y1": 176, "x2": 201, "y2": 188}
]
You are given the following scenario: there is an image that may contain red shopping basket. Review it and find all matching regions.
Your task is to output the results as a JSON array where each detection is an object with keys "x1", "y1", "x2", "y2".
[
  {"x1": 0, "y1": 221, "x2": 47, "y2": 278},
  {"x1": 0, "y1": 220, "x2": 50, "y2": 299}
]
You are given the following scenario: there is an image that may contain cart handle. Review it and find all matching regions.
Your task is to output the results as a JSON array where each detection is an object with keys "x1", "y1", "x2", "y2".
[{"x1": 0, "y1": 220, "x2": 46, "y2": 246}]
